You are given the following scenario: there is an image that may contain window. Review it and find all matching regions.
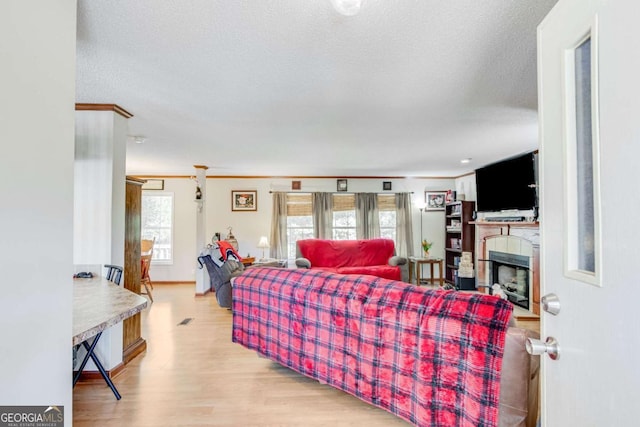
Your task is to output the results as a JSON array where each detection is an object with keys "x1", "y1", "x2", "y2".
[
  {"x1": 574, "y1": 37, "x2": 596, "y2": 274},
  {"x1": 283, "y1": 193, "x2": 399, "y2": 260},
  {"x1": 564, "y1": 33, "x2": 601, "y2": 286},
  {"x1": 141, "y1": 192, "x2": 174, "y2": 264},
  {"x1": 286, "y1": 194, "x2": 313, "y2": 260},
  {"x1": 378, "y1": 194, "x2": 397, "y2": 241},
  {"x1": 332, "y1": 194, "x2": 356, "y2": 240}
]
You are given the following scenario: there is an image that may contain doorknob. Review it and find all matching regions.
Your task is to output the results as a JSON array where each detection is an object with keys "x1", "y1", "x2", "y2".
[
  {"x1": 541, "y1": 293, "x2": 561, "y2": 315},
  {"x1": 526, "y1": 336, "x2": 560, "y2": 360}
]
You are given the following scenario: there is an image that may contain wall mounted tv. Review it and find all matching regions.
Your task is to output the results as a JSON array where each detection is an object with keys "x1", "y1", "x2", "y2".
[{"x1": 475, "y1": 151, "x2": 538, "y2": 213}]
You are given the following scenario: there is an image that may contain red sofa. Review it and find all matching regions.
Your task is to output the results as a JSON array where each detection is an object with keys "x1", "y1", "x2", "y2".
[{"x1": 294, "y1": 238, "x2": 407, "y2": 281}]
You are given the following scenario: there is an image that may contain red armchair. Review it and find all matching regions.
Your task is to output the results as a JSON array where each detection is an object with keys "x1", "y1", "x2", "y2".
[{"x1": 295, "y1": 238, "x2": 408, "y2": 281}]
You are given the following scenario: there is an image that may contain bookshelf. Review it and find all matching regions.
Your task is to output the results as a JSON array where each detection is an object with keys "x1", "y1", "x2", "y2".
[{"x1": 444, "y1": 201, "x2": 475, "y2": 287}]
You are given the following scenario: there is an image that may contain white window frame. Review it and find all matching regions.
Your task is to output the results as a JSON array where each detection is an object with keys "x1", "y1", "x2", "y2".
[{"x1": 141, "y1": 191, "x2": 174, "y2": 265}]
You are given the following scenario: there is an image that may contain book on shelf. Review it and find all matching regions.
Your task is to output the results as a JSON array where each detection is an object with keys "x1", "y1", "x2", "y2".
[{"x1": 449, "y1": 238, "x2": 461, "y2": 249}]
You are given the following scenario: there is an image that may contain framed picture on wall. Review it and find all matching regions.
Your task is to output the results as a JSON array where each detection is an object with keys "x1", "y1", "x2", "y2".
[
  {"x1": 425, "y1": 191, "x2": 447, "y2": 211},
  {"x1": 231, "y1": 190, "x2": 257, "y2": 211}
]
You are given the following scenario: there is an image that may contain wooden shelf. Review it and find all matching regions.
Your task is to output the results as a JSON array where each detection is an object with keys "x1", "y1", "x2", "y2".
[
  {"x1": 471, "y1": 221, "x2": 539, "y2": 227},
  {"x1": 444, "y1": 201, "x2": 475, "y2": 286}
]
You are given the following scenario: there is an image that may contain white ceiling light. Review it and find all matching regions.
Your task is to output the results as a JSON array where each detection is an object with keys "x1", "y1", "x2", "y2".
[
  {"x1": 460, "y1": 158, "x2": 472, "y2": 164},
  {"x1": 133, "y1": 136, "x2": 147, "y2": 144},
  {"x1": 330, "y1": 0, "x2": 363, "y2": 16}
]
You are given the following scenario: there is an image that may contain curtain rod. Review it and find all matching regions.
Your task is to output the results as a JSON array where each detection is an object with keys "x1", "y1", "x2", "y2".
[{"x1": 268, "y1": 191, "x2": 414, "y2": 194}]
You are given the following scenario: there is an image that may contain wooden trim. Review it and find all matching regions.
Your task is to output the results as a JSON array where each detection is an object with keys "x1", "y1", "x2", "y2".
[
  {"x1": 74, "y1": 362, "x2": 126, "y2": 383},
  {"x1": 75, "y1": 103, "x2": 133, "y2": 119},
  {"x1": 126, "y1": 176, "x2": 146, "y2": 185},
  {"x1": 195, "y1": 289, "x2": 212, "y2": 297},
  {"x1": 193, "y1": 165, "x2": 209, "y2": 170},
  {"x1": 130, "y1": 175, "x2": 458, "y2": 180},
  {"x1": 154, "y1": 281, "x2": 196, "y2": 285},
  {"x1": 123, "y1": 338, "x2": 147, "y2": 365},
  {"x1": 471, "y1": 221, "x2": 539, "y2": 227},
  {"x1": 454, "y1": 170, "x2": 476, "y2": 179}
]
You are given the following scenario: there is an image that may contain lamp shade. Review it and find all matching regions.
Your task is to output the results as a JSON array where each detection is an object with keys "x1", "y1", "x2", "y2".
[{"x1": 257, "y1": 236, "x2": 270, "y2": 248}]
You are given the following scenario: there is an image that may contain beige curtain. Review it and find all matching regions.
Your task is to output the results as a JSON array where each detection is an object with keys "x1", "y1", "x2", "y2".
[
  {"x1": 312, "y1": 192, "x2": 333, "y2": 239},
  {"x1": 355, "y1": 193, "x2": 380, "y2": 239},
  {"x1": 269, "y1": 192, "x2": 288, "y2": 259},
  {"x1": 394, "y1": 192, "x2": 414, "y2": 257}
]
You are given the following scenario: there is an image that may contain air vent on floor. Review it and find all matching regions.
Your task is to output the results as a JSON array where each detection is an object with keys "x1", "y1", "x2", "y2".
[{"x1": 177, "y1": 318, "x2": 193, "y2": 326}]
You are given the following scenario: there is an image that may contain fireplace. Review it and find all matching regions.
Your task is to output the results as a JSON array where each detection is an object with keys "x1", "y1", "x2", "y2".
[
  {"x1": 474, "y1": 223, "x2": 540, "y2": 315},
  {"x1": 489, "y1": 250, "x2": 530, "y2": 310}
]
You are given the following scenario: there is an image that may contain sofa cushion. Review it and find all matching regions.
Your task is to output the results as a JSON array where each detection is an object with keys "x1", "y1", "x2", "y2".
[
  {"x1": 297, "y1": 238, "x2": 396, "y2": 268},
  {"x1": 336, "y1": 265, "x2": 401, "y2": 281}
]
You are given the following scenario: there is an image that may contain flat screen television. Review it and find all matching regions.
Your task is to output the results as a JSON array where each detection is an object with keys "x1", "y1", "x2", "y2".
[{"x1": 475, "y1": 152, "x2": 538, "y2": 213}]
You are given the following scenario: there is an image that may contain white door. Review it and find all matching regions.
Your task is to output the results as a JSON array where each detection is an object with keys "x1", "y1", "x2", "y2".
[{"x1": 538, "y1": 0, "x2": 640, "y2": 425}]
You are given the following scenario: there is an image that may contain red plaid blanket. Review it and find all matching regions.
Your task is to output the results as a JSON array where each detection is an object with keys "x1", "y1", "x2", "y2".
[{"x1": 232, "y1": 268, "x2": 513, "y2": 427}]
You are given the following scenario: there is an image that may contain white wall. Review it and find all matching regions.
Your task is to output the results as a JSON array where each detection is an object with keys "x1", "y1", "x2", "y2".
[
  {"x1": 144, "y1": 179, "x2": 200, "y2": 282},
  {"x1": 74, "y1": 110, "x2": 128, "y2": 371},
  {"x1": 455, "y1": 173, "x2": 477, "y2": 202},
  {"x1": 149, "y1": 176, "x2": 456, "y2": 282},
  {"x1": 0, "y1": 0, "x2": 76, "y2": 420}
]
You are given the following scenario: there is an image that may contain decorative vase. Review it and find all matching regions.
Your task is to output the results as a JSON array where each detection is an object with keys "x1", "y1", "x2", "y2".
[{"x1": 423, "y1": 250, "x2": 429, "y2": 258}]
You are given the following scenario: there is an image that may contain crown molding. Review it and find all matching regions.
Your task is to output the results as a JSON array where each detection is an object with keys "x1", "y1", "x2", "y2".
[{"x1": 75, "y1": 103, "x2": 133, "y2": 119}]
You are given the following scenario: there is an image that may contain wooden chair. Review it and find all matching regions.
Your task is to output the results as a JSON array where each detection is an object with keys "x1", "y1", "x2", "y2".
[
  {"x1": 140, "y1": 253, "x2": 154, "y2": 302},
  {"x1": 141, "y1": 238, "x2": 155, "y2": 290},
  {"x1": 141, "y1": 238, "x2": 155, "y2": 256}
]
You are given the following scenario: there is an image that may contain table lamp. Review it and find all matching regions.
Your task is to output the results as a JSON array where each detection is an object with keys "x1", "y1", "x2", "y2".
[{"x1": 257, "y1": 236, "x2": 270, "y2": 261}]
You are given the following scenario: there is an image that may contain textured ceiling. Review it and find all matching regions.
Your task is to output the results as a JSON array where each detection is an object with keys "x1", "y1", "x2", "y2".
[{"x1": 76, "y1": 0, "x2": 558, "y2": 177}]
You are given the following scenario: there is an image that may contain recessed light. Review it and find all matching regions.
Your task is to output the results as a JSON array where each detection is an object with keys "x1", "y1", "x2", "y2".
[
  {"x1": 133, "y1": 136, "x2": 146, "y2": 144},
  {"x1": 460, "y1": 158, "x2": 472, "y2": 164}
]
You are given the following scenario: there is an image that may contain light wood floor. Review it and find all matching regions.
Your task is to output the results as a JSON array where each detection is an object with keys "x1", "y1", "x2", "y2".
[{"x1": 73, "y1": 284, "x2": 410, "y2": 426}]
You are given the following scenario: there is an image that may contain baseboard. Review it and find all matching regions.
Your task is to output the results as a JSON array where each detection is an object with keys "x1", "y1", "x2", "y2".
[
  {"x1": 195, "y1": 288, "x2": 211, "y2": 297},
  {"x1": 123, "y1": 338, "x2": 147, "y2": 364},
  {"x1": 74, "y1": 362, "x2": 125, "y2": 383},
  {"x1": 153, "y1": 281, "x2": 196, "y2": 285}
]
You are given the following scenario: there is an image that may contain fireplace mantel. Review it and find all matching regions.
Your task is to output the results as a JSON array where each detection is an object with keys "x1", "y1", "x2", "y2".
[{"x1": 472, "y1": 221, "x2": 540, "y2": 315}]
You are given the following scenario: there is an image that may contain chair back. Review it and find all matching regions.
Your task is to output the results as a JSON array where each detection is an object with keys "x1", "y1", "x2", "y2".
[
  {"x1": 141, "y1": 253, "x2": 152, "y2": 281},
  {"x1": 141, "y1": 238, "x2": 155, "y2": 256},
  {"x1": 104, "y1": 264, "x2": 123, "y2": 286}
]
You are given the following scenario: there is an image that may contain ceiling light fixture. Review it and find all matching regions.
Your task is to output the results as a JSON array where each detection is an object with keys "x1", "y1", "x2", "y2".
[
  {"x1": 330, "y1": 0, "x2": 363, "y2": 16},
  {"x1": 133, "y1": 136, "x2": 146, "y2": 144},
  {"x1": 460, "y1": 158, "x2": 472, "y2": 164}
]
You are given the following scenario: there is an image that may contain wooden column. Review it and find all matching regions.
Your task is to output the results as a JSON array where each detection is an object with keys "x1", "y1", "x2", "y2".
[
  {"x1": 123, "y1": 177, "x2": 147, "y2": 363},
  {"x1": 194, "y1": 165, "x2": 209, "y2": 295},
  {"x1": 74, "y1": 103, "x2": 130, "y2": 375}
]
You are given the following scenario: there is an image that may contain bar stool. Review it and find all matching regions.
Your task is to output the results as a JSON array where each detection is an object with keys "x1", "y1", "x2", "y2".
[{"x1": 104, "y1": 264, "x2": 123, "y2": 286}]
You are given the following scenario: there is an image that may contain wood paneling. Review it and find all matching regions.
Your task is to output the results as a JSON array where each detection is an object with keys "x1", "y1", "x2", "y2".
[{"x1": 122, "y1": 178, "x2": 146, "y2": 363}]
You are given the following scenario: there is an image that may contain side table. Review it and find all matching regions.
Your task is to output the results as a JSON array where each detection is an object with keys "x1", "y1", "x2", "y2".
[{"x1": 408, "y1": 257, "x2": 444, "y2": 287}]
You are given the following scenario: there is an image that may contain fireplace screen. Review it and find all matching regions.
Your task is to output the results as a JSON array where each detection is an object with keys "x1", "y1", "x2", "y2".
[{"x1": 489, "y1": 251, "x2": 530, "y2": 310}]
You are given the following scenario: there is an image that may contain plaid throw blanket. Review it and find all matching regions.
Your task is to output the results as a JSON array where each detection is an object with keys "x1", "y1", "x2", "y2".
[{"x1": 232, "y1": 268, "x2": 513, "y2": 427}]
